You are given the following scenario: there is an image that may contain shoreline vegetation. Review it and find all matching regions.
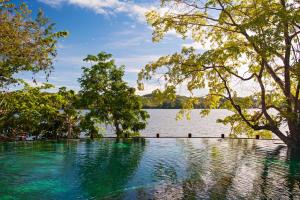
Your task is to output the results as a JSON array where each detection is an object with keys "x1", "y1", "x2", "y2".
[{"x1": 142, "y1": 94, "x2": 260, "y2": 109}]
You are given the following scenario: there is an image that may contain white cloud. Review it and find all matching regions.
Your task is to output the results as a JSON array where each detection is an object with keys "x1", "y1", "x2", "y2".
[
  {"x1": 115, "y1": 55, "x2": 161, "y2": 66},
  {"x1": 38, "y1": 0, "x2": 64, "y2": 7},
  {"x1": 38, "y1": 0, "x2": 154, "y2": 22},
  {"x1": 104, "y1": 36, "x2": 147, "y2": 49},
  {"x1": 125, "y1": 68, "x2": 140, "y2": 73},
  {"x1": 116, "y1": 55, "x2": 162, "y2": 75},
  {"x1": 55, "y1": 55, "x2": 86, "y2": 67},
  {"x1": 165, "y1": 29, "x2": 183, "y2": 38}
]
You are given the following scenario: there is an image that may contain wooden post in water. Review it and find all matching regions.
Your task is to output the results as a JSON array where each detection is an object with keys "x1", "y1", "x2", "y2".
[
  {"x1": 255, "y1": 135, "x2": 260, "y2": 139},
  {"x1": 188, "y1": 133, "x2": 192, "y2": 138},
  {"x1": 221, "y1": 134, "x2": 225, "y2": 138},
  {"x1": 156, "y1": 133, "x2": 160, "y2": 138}
]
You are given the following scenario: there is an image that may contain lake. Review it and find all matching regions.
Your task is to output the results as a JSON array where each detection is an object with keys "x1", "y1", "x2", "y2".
[
  {"x1": 0, "y1": 139, "x2": 299, "y2": 199},
  {"x1": 142, "y1": 109, "x2": 232, "y2": 137},
  {"x1": 103, "y1": 109, "x2": 285, "y2": 138},
  {"x1": 102, "y1": 109, "x2": 232, "y2": 137}
]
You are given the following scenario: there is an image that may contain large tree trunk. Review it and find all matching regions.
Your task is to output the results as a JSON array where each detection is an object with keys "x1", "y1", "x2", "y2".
[
  {"x1": 289, "y1": 131, "x2": 300, "y2": 150},
  {"x1": 67, "y1": 121, "x2": 72, "y2": 139},
  {"x1": 288, "y1": 146, "x2": 300, "y2": 157},
  {"x1": 90, "y1": 131, "x2": 94, "y2": 140},
  {"x1": 114, "y1": 120, "x2": 121, "y2": 137},
  {"x1": 268, "y1": 125, "x2": 300, "y2": 150}
]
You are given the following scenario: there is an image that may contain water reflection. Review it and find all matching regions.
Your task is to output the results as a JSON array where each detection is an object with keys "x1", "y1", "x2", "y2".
[
  {"x1": 287, "y1": 151, "x2": 300, "y2": 200},
  {"x1": 76, "y1": 139, "x2": 145, "y2": 199},
  {"x1": 150, "y1": 139, "x2": 300, "y2": 199},
  {"x1": 0, "y1": 139, "x2": 299, "y2": 199},
  {"x1": 259, "y1": 146, "x2": 300, "y2": 199}
]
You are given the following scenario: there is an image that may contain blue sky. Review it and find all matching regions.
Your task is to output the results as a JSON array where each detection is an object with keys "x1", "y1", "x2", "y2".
[{"x1": 15, "y1": 0, "x2": 199, "y2": 95}]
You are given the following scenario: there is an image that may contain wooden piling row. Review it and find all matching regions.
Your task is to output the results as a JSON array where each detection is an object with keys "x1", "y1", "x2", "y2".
[{"x1": 121, "y1": 133, "x2": 263, "y2": 140}]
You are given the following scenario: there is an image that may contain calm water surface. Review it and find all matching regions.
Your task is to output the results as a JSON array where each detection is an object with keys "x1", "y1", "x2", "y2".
[
  {"x1": 104, "y1": 109, "x2": 286, "y2": 138},
  {"x1": 0, "y1": 139, "x2": 299, "y2": 199},
  {"x1": 142, "y1": 109, "x2": 231, "y2": 137},
  {"x1": 104, "y1": 109, "x2": 232, "y2": 137}
]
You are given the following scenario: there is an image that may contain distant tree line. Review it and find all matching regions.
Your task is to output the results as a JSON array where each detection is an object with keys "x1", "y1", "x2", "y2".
[{"x1": 141, "y1": 94, "x2": 261, "y2": 109}]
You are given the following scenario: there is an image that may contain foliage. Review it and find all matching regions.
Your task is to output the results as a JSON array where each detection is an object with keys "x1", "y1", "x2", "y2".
[
  {"x1": 0, "y1": 0, "x2": 71, "y2": 139},
  {"x1": 0, "y1": 83, "x2": 83, "y2": 139},
  {"x1": 138, "y1": 0, "x2": 300, "y2": 147},
  {"x1": 58, "y1": 87, "x2": 81, "y2": 138},
  {"x1": 0, "y1": 82, "x2": 64, "y2": 137},
  {"x1": 79, "y1": 113, "x2": 103, "y2": 139},
  {"x1": 79, "y1": 52, "x2": 149, "y2": 137},
  {"x1": 0, "y1": 0, "x2": 68, "y2": 88},
  {"x1": 142, "y1": 93, "x2": 205, "y2": 109}
]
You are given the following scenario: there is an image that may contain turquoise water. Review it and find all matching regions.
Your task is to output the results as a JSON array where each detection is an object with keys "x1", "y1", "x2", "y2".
[{"x1": 0, "y1": 139, "x2": 299, "y2": 199}]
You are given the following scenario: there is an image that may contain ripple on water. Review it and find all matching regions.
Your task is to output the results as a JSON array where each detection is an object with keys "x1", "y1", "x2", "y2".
[{"x1": 0, "y1": 138, "x2": 299, "y2": 199}]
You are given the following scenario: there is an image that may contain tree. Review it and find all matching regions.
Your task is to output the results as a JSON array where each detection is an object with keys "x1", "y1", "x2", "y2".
[
  {"x1": 79, "y1": 52, "x2": 149, "y2": 137},
  {"x1": 138, "y1": 0, "x2": 300, "y2": 148},
  {"x1": 0, "y1": 83, "x2": 83, "y2": 139},
  {"x1": 0, "y1": 0, "x2": 68, "y2": 88},
  {"x1": 0, "y1": 82, "x2": 64, "y2": 138},
  {"x1": 0, "y1": 0, "x2": 67, "y2": 139},
  {"x1": 58, "y1": 87, "x2": 81, "y2": 139},
  {"x1": 79, "y1": 113, "x2": 102, "y2": 140}
]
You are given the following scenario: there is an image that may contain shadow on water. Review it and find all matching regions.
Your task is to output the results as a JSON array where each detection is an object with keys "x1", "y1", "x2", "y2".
[
  {"x1": 259, "y1": 146, "x2": 300, "y2": 200},
  {"x1": 147, "y1": 139, "x2": 300, "y2": 200},
  {"x1": 287, "y1": 148, "x2": 300, "y2": 200},
  {"x1": 167, "y1": 139, "x2": 256, "y2": 199},
  {"x1": 72, "y1": 139, "x2": 146, "y2": 199}
]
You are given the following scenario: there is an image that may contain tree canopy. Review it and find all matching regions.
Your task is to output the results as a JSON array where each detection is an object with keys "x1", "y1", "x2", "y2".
[
  {"x1": 0, "y1": 0, "x2": 68, "y2": 88},
  {"x1": 0, "y1": 82, "x2": 62, "y2": 137},
  {"x1": 0, "y1": 82, "x2": 81, "y2": 138},
  {"x1": 138, "y1": 0, "x2": 300, "y2": 148},
  {"x1": 79, "y1": 52, "x2": 149, "y2": 137},
  {"x1": 58, "y1": 87, "x2": 81, "y2": 139},
  {"x1": 0, "y1": 1, "x2": 72, "y2": 139}
]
